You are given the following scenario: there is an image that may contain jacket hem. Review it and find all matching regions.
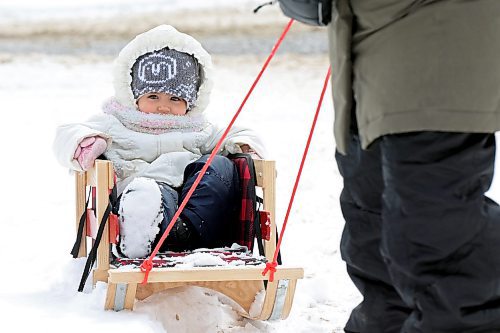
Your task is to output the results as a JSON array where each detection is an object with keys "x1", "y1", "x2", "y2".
[{"x1": 359, "y1": 109, "x2": 500, "y2": 150}]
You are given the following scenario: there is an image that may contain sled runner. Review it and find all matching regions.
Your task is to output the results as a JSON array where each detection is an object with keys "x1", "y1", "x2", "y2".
[{"x1": 73, "y1": 158, "x2": 304, "y2": 320}]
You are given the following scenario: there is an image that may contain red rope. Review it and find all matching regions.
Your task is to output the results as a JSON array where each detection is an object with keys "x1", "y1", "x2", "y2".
[
  {"x1": 262, "y1": 66, "x2": 332, "y2": 282},
  {"x1": 139, "y1": 19, "x2": 295, "y2": 284}
]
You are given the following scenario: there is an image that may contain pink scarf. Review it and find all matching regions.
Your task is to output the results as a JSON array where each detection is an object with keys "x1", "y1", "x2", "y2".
[{"x1": 102, "y1": 98, "x2": 208, "y2": 134}]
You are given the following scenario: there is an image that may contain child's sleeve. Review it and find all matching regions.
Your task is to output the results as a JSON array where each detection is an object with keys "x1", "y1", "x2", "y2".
[
  {"x1": 53, "y1": 115, "x2": 112, "y2": 171},
  {"x1": 203, "y1": 124, "x2": 268, "y2": 159}
]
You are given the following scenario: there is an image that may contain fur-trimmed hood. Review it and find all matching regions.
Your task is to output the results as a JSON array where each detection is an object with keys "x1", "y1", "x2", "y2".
[{"x1": 113, "y1": 25, "x2": 213, "y2": 116}]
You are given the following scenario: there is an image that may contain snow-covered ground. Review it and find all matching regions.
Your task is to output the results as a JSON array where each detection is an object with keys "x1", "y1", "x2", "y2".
[
  {"x1": 0, "y1": 2, "x2": 359, "y2": 332},
  {"x1": 2, "y1": 1, "x2": 500, "y2": 333},
  {"x1": 0, "y1": 52, "x2": 359, "y2": 332}
]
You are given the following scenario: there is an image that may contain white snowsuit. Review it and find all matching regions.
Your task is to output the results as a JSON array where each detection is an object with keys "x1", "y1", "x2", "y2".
[{"x1": 53, "y1": 25, "x2": 266, "y2": 194}]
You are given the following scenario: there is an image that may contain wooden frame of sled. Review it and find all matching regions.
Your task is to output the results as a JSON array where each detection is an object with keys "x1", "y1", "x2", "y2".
[{"x1": 74, "y1": 159, "x2": 304, "y2": 320}]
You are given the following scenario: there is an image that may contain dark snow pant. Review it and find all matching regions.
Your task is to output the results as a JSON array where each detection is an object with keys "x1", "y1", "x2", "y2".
[
  {"x1": 336, "y1": 131, "x2": 500, "y2": 333},
  {"x1": 154, "y1": 154, "x2": 240, "y2": 251}
]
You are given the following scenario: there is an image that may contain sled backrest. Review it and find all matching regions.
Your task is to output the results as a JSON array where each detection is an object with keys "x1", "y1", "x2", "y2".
[
  {"x1": 252, "y1": 159, "x2": 277, "y2": 258},
  {"x1": 74, "y1": 161, "x2": 114, "y2": 282},
  {"x1": 74, "y1": 159, "x2": 278, "y2": 283},
  {"x1": 229, "y1": 153, "x2": 271, "y2": 252}
]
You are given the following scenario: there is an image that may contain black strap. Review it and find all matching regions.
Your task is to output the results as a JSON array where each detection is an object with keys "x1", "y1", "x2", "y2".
[
  {"x1": 254, "y1": 196, "x2": 266, "y2": 257},
  {"x1": 253, "y1": 0, "x2": 276, "y2": 13},
  {"x1": 78, "y1": 185, "x2": 118, "y2": 292},
  {"x1": 276, "y1": 225, "x2": 282, "y2": 265},
  {"x1": 71, "y1": 187, "x2": 92, "y2": 258}
]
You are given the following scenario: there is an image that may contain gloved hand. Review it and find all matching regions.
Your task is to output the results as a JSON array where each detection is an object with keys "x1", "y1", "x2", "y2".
[
  {"x1": 239, "y1": 144, "x2": 262, "y2": 159},
  {"x1": 74, "y1": 136, "x2": 107, "y2": 170}
]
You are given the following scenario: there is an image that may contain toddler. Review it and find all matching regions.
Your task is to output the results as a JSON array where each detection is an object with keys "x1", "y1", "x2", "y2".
[{"x1": 54, "y1": 25, "x2": 266, "y2": 258}]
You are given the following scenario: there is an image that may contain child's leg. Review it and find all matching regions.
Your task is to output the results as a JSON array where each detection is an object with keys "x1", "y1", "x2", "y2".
[
  {"x1": 154, "y1": 182, "x2": 199, "y2": 251},
  {"x1": 154, "y1": 183, "x2": 178, "y2": 251},
  {"x1": 117, "y1": 177, "x2": 163, "y2": 258},
  {"x1": 180, "y1": 155, "x2": 240, "y2": 248}
]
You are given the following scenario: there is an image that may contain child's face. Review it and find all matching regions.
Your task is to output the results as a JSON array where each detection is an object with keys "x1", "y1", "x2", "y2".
[{"x1": 137, "y1": 92, "x2": 188, "y2": 115}]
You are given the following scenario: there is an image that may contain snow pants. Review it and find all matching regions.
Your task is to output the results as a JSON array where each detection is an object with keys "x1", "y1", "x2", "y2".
[
  {"x1": 154, "y1": 154, "x2": 240, "y2": 251},
  {"x1": 336, "y1": 131, "x2": 500, "y2": 333}
]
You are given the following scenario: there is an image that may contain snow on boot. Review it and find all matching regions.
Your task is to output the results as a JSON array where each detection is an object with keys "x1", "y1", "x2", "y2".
[{"x1": 118, "y1": 177, "x2": 163, "y2": 258}]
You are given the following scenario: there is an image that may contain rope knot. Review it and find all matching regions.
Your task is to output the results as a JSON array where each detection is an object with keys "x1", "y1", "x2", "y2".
[
  {"x1": 262, "y1": 261, "x2": 278, "y2": 282},
  {"x1": 139, "y1": 260, "x2": 153, "y2": 284}
]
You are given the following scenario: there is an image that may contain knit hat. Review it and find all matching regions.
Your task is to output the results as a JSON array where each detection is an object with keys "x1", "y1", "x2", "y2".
[{"x1": 130, "y1": 48, "x2": 200, "y2": 108}]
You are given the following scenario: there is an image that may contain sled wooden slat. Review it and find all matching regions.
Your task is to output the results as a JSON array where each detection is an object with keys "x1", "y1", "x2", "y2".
[
  {"x1": 254, "y1": 159, "x2": 278, "y2": 260},
  {"x1": 93, "y1": 160, "x2": 111, "y2": 285},
  {"x1": 93, "y1": 269, "x2": 109, "y2": 283},
  {"x1": 124, "y1": 283, "x2": 138, "y2": 310},
  {"x1": 104, "y1": 282, "x2": 117, "y2": 310},
  {"x1": 75, "y1": 171, "x2": 87, "y2": 257},
  {"x1": 82, "y1": 161, "x2": 112, "y2": 188},
  {"x1": 85, "y1": 165, "x2": 97, "y2": 187},
  {"x1": 74, "y1": 159, "x2": 303, "y2": 320},
  {"x1": 108, "y1": 266, "x2": 303, "y2": 283}
]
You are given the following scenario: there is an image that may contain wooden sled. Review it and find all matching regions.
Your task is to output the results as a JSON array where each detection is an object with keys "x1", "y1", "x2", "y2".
[{"x1": 74, "y1": 159, "x2": 304, "y2": 320}]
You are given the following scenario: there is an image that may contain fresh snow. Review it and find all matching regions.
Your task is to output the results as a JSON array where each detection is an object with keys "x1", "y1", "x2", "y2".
[
  {"x1": 3, "y1": 1, "x2": 500, "y2": 333},
  {"x1": 175, "y1": 252, "x2": 228, "y2": 267},
  {"x1": 0, "y1": 56, "x2": 354, "y2": 331}
]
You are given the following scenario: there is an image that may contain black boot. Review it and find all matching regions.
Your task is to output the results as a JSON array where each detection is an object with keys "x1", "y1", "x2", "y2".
[{"x1": 165, "y1": 217, "x2": 199, "y2": 251}]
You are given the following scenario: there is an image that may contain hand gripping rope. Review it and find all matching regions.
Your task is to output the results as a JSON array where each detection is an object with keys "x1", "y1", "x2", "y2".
[{"x1": 140, "y1": 18, "x2": 331, "y2": 285}]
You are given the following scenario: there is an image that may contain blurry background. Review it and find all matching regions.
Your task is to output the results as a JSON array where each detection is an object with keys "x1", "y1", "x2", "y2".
[{"x1": 0, "y1": 0, "x2": 328, "y2": 58}]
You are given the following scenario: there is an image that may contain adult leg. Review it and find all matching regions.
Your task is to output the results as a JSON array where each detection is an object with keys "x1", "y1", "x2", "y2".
[
  {"x1": 180, "y1": 155, "x2": 240, "y2": 248},
  {"x1": 380, "y1": 132, "x2": 500, "y2": 332},
  {"x1": 336, "y1": 133, "x2": 411, "y2": 333}
]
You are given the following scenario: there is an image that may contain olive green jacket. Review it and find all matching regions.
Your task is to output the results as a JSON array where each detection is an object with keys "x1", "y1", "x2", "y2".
[{"x1": 328, "y1": 0, "x2": 500, "y2": 154}]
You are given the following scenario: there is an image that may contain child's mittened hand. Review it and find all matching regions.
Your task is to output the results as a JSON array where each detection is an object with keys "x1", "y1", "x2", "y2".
[
  {"x1": 74, "y1": 136, "x2": 107, "y2": 170},
  {"x1": 239, "y1": 144, "x2": 261, "y2": 159}
]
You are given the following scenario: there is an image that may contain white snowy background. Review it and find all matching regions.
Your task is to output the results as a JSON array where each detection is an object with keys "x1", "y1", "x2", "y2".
[{"x1": 2, "y1": 1, "x2": 500, "y2": 332}]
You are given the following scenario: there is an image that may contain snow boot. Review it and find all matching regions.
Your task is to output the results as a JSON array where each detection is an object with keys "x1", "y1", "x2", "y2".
[
  {"x1": 164, "y1": 216, "x2": 199, "y2": 251},
  {"x1": 118, "y1": 177, "x2": 163, "y2": 258}
]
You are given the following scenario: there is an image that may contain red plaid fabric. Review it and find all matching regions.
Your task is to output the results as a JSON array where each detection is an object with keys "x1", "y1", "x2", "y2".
[
  {"x1": 111, "y1": 247, "x2": 266, "y2": 269},
  {"x1": 230, "y1": 154, "x2": 258, "y2": 250}
]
